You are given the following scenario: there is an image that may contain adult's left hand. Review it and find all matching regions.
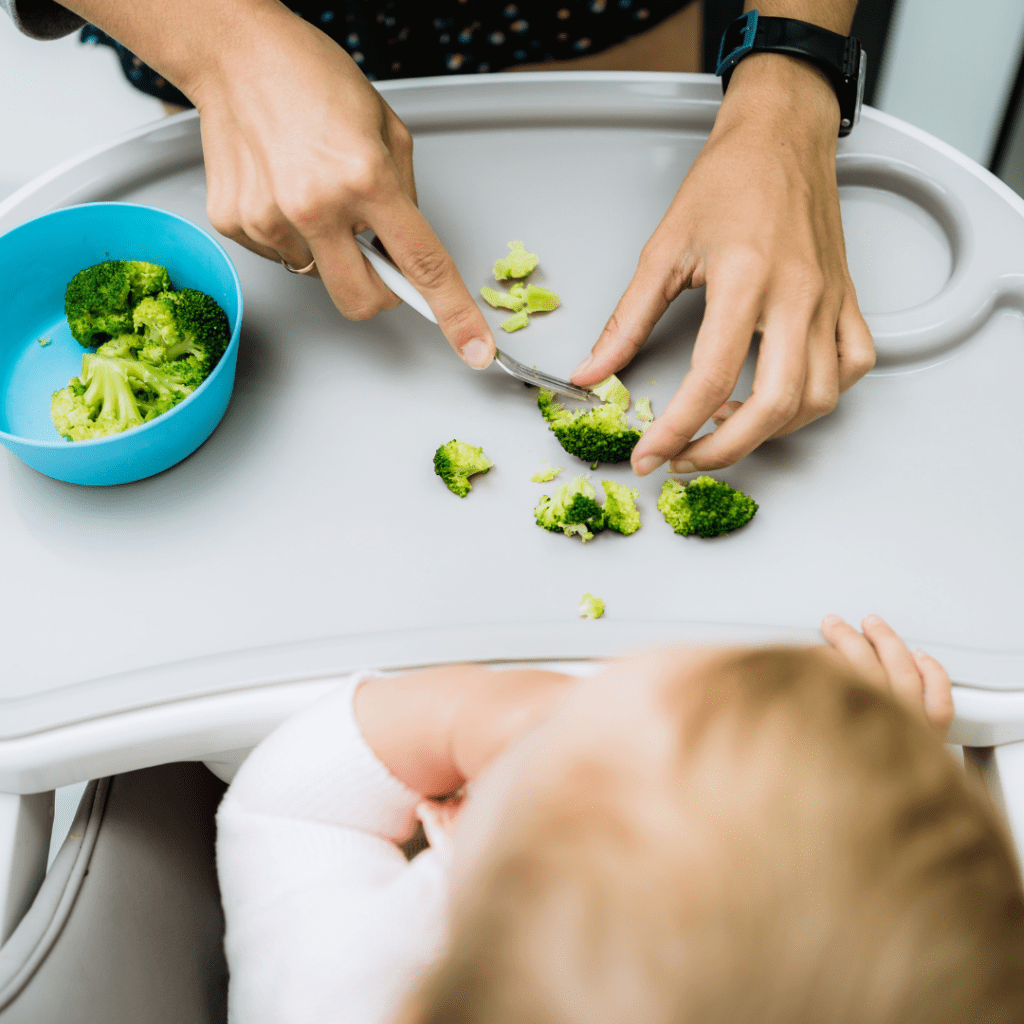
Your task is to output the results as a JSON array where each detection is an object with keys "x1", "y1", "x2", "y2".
[{"x1": 571, "y1": 53, "x2": 875, "y2": 476}]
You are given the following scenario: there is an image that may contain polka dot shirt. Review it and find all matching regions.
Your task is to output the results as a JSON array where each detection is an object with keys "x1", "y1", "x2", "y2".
[{"x1": 81, "y1": 0, "x2": 692, "y2": 106}]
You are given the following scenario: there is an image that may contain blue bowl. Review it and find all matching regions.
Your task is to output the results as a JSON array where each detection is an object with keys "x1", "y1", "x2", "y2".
[{"x1": 0, "y1": 202, "x2": 242, "y2": 485}]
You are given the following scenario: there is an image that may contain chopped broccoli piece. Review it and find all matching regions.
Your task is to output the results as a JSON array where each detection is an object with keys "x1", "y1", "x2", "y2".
[
  {"x1": 635, "y1": 397, "x2": 653, "y2": 424},
  {"x1": 531, "y1": 464, "x2": 562, "y2": 483},
  {"x1": 133, "y1": 289, "x2": 230, "y2": 382},
  {"x1": 538, "y1": 389, "x2": 642, "y2": 465},
  {"x1": 657, "y1": 476, "x2": 758, "y2": 538},
  {"x1": 601, "y1": 480, "x2": 641, "y2": 535},
  {"x1": 509, "y1": 283, "x2": 526, "y2": 299},
  {"x1": 579, "y1": 593, "x2": 605, "y2": 619},
  {"x1": 591, "y1": 374, "x2": 630, "y2": 411},
  {"x1": 500, "y1": 309, "x2": 530, "y2": 333},
  {"x1": 434, "y1": 440, "x2": 493, "y2": 497},
  {"x1": 534, "y1": 476, "x2": 606, "y2": 542},
  {"x1": 50, "y1": 345, "x2": 196, "y2": 441},
  {"x1": 524, "y1": 284, "x2": 560, "y2": 313},
  {"x1": 493, "y1": 240, "x2": 539, "y2": 281},
  {"x1": 64, "y1": 260, "x2": 170, "y2": 348},
  {"x1": 480, "y1": 286, "x2": 525, "y2": 312},
  {"x1": 38, "y1": 337, "x2": 51, "y2": 347}
]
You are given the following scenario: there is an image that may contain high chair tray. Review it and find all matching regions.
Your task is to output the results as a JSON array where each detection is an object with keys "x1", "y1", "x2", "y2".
[{"x1": 1, "y1": 73, "x2": 1022, "y2": 787}]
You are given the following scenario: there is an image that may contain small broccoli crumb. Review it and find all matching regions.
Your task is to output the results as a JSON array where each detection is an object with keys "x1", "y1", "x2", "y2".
[
  {"x1": 534, "y1": 476, "x2": 606, "y2": 542},
  {"x1": 635, "y1": 397, "x2": 653, "y2": 424},
  {"x1": 658, "y1": 476, "x2": 758, "y2": 538},
  {"x1": 493, "y1": 240, "x2": 539, "y2": 281},
  {"x1": 579, "y1": 593, "x2": 605, "y2": 619},
  {"x1": 38, "y1": 337, "x2": 52, "y2": 347},
  {"x1": 524, "y1": 284, "x2": 560, "y2": 313},
  {"x1": 531, "y1": 464, "x2": 562, "y2": 482},
  {"x1": 433, "y1": 440, "x2": 494, "y2": 497},
  {"x1": 510, "y1": 283, "x2": 526, "y2": 299},
  {"x1": 480, "y1": 286, "x2": 525, "y2": 312},
  {"x1": 591, "y1": 374, "x2": 630, "y2": 411},
  {"x1": 500, "y1": 309, "x2": 530, "y2": 332}
]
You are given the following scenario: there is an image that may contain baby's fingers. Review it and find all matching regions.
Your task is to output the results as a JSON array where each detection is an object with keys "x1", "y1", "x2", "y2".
[
  {"x1": 821, "y1": 614, "x2": 887, "y2": 690},
  {"x1": 860, "y1": 615, "x2": 927, "y2": 720},
  {"x1": 913, "y1": 648, "x2": 955, "y2": 738}
]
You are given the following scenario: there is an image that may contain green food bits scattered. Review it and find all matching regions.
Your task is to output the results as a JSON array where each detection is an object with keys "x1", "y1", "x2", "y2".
[
  {"x1": 635, "y1": 396, "x2": 653, "y2": 423},
  {"x1": 38, "y1": 337, "x2": 51, "y2": 347},
  {"x1": 531, "y1": 464, "x2": 562, "y2": 482},
  {"x1": 493, "y1": 240, "x2": 539, "y2": 281},
  {"x1": 480, "y1": 286, "x2": 525, "y2": 312},
  {"x1": 524, "y1": 284, "x2": 560, "y2": 313},
  {"x1": 579, "y1": 593, "x2": 605, "y2": 619},
  {"x1": 509, "y1": 283, "x2": 526, "y2": 299},
  {"x1": 658, "y1": 476, "x2": 758, "y2": 538},
  {"x1": 500, "y1": 309, "x2": 530, "y2": 333},
  {"x1": 591, "y1": 374, "x2": 630, "y2": 411}
]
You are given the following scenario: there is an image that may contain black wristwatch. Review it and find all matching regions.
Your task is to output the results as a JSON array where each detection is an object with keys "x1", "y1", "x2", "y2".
[{"x1": 716, "y1": 10, "x2": 866, "y2": 137}]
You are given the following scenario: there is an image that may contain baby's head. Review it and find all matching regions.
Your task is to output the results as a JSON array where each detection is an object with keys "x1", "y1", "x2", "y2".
[{"x1": 413, "y1": 646, "x2": 1024, "y2": 1023}]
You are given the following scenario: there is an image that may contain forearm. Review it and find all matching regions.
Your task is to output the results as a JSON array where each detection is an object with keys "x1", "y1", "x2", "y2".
[{"x1": 746, "y1": 0, "x2": 857, "y2": 35}]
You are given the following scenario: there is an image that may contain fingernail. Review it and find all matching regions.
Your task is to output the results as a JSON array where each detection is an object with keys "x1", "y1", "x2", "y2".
[
  {"x1": 669, "y1": 459, "x2": 696, "y2": 474},
  {"x1": 461, "y1": 339, "x2": 492, "y2": 369},
  {"x1": 863, "y1": 614, "x2": 882, "y2": 627},
  {"x1": 822, "y1": 614, "x2": 841, "y2": 626},
  {"x1": 571, "y1": 355, "x2": 592, "y2": 377},
  {"x1": 913, "y1": 647, "x2": 928, "y2": 659},
  {"x1": 633, "y1": 455, "x2": 666, "y2": 476}
]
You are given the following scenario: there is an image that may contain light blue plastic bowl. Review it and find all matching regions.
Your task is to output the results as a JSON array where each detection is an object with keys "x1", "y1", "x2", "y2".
[{"x1": 0, "y1": 202, "x2": 242, "y2": 486}]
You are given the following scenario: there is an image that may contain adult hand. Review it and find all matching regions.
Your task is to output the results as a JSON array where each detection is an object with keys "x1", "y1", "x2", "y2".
[
  {"x1": 571, "y1": 53, "x2": 875, "y2": 475},
  {"x1": 821, "y1": 613, "x2": 955, "y2": 738}
]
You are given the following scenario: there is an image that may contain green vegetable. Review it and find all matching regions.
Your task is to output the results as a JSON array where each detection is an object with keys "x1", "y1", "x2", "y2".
[
  {"x1": 524, "y1": 284, "x2": 560, "y2": 313},
  {"x1": 591, "y1": 373, "x2": 629, "y2": 411},
  {"x1": 480, "y1": 285, "x2": 525, "y2": 312},
  {"x1": 601, "y1": 479, "x2": 641, "y2": 535},
  {"x1": 38, "y1": 337, "x2": 51, "y2": 347},
  {"x1": 64, "y1": 260, "x2": 170, "y2": 348},
  {"x1": 657, "y1": 476, "x2": 758, "y2": 538},
  {"x1": 538, "y1": 389, "x2": 642, "y2": 465},
  {"x1": 534, "y1": 476, "x2": 607, "y2": 542},
  {"x1": 531, "y1": 464, "x2": 562, "y2": 483},
  {"x1": 50, "y1": 344, "x2": 197, "y2": 441},
  {"x1": 635, "y1": 396, "x2": 653, "y2": 425},
  {"x1": 500, "y1": 309, "x2": 530, "y2": 333},
  {"x1": 133, "y1": 289, "x2": 230, "y2": 384},
  {"x1": 433, "y1": 440, "x2": 494, "y2": 497},
  {"x1": 493, "y1": 240, "x2": 539, "y2": 281},
  {"x1": 579, "y1": 593, "x2": 605, "y2": 619}
]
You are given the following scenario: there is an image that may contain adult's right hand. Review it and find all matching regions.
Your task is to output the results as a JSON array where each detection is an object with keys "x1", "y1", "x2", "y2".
[{"x1": 67, "y1": 0, "x2": 495, "y2": 369}]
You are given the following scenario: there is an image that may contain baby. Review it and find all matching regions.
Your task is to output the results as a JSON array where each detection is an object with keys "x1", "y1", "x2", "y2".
[{"x1": 216, "y1": 615, "x2": 1024, "y2": 1024}]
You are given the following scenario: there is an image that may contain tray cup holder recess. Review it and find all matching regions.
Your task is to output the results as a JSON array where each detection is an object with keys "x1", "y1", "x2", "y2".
[{"x1": 838, "y1": 155, "x2": 994, "y2": 367}]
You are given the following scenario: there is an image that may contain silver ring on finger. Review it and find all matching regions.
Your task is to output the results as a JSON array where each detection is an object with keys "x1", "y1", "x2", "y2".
[{"x1": 280, "y1": 256, "x2": 317, "y2": 275}]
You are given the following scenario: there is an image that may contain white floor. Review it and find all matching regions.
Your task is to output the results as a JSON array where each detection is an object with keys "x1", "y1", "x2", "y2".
[{"x1": 0, "y1": 16, "x2": 164, "y2": 203}]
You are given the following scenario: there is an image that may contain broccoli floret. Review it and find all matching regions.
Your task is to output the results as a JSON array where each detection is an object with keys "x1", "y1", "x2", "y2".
[
  {"x1": 64, "y1": 260, "x2": 170, "y2": 348},
  {"x1": 657, "y1": 476, "x2": 758, "y2": 538},
  {"x1": 591, "y1": 373, "x2": 630, "y2": 410},
  {"x1": 434, "y1": 440, "x2": 494, "y2": 497},
  {"x1": 538, "y1": 389, "x2": 642, "y2": 465},
  {"x1": 524, "y1": 284, "x2": 560, "y2": 313},
  {"x1": 500, "y1": 309, "x2": 530, "y2": 333},
  {"x1": 578, "y1": 593, "x2": 605, "y2": 619},
  {"x1": 531, "y1": 464, "x2": 562, "y2": 483},
  {"x1": 480, "y1": 285, "x2": 525, "y2": 312},
  {"x1": 635, "y1": 396, "x2": 653, "y2": 427},
  {"x1": 601, "y1": 480, "x2": 641, "y2": 535},
  {"x1": 50, "y1": 345, "x2": 196, "y2": 441},
  {"x1": 534, "y1": 476, "x2": 607, "y2": 542},
  {"x1": 38, "y1": 337, "x2": 51, "y2": 347},
  {"x1": 133, "y1": 289, "x2": 230, "y2": 381},
  {"x1": 493, "y1": 240, "x2": 539, "y2": 281}
]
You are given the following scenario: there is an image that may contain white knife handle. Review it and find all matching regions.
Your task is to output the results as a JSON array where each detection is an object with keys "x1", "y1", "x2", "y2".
[{"x1": 354, "y1": 234, "x2": 439, "y2": 324}]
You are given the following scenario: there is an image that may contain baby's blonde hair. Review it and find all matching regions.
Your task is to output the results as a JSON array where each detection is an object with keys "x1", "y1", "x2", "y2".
[{"x1": 415, "y1": 647, "x2": 1024, "y2": 1024}]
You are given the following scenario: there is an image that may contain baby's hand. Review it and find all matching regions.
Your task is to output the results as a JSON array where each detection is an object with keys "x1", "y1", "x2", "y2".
[{"x1": 821, "y1": 614, "x2": 955, "y2": 738}]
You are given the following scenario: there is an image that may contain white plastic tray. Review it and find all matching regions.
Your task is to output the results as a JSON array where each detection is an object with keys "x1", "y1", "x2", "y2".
[{"x1": 1, "y1": 73, "x2": 1023, "y2": 789}]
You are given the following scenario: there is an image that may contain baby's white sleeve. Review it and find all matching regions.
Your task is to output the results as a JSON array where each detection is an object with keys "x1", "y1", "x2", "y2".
[{"x1": 217, "y1": 674, "x2": 449, "y2": 1024}]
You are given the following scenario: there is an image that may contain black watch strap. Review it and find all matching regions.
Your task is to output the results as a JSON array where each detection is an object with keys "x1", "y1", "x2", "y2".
[{"x1": 716, "y1": 11, "x2": 866, "y2": 137}]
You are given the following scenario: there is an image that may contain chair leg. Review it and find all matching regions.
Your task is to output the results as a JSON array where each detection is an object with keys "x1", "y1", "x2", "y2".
[{"x1": 0, "y1": 792, "x2": 54, "y2": 944}]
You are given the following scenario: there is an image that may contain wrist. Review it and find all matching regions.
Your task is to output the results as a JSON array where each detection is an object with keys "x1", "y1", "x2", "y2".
[{"x1": 715, "y1": 51, "x2": 841, "y2": 144}]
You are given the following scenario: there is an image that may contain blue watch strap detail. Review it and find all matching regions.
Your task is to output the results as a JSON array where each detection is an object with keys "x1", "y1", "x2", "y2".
[{"x1": 716, "y1": 9, "x2": 758, "y2": 78}]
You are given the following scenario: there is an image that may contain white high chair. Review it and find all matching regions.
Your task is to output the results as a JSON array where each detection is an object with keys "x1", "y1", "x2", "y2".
[{"x1": 2, "y1": 73, "x2": 1024, "y2": 1018}]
